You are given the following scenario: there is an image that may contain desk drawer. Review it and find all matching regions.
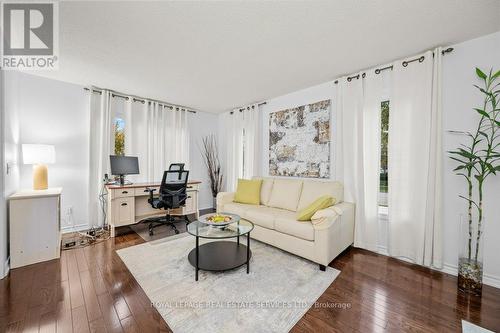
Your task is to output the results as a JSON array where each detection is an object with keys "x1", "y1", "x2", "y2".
[
  {"x1": 186, "y1": 184, "x2": 199, "y2": 191},
  {"x1": 113, "y1": 188, "x2": 134, "y2": 198}
]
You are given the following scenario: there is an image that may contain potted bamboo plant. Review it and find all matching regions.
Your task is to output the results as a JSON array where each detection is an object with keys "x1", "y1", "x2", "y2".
[
  {"x1": 201, "y1": 134, "x2": 223, "y2": 209},
  {"x1": 449, "y1": 68, "x2": 500, "y2": 295}
]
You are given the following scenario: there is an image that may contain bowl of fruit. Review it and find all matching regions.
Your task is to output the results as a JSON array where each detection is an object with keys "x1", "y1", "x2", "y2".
[{"x1": 199, "y1": 213, "x2": 239, "y2": 227}]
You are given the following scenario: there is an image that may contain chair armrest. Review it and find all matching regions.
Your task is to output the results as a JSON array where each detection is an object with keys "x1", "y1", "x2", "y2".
[
  {"x1": 145, "y1": 187, "x2": 157, "y2": 203},
  {"x1": 216, "y1": 192, "x2": 235, "y2": 212}
]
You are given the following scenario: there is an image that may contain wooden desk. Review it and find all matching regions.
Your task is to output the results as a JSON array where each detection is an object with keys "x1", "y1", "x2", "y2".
[{"x1": 106, "y1": 181, "x2": 201, "y2": 237}]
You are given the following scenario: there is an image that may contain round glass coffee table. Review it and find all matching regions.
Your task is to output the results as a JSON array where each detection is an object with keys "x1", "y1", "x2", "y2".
[{"x1": 187, "y1": 214, "x2": 254, "y2": 281}]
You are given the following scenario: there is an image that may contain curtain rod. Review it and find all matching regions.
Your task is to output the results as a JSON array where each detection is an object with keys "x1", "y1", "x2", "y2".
[
  {"x1": 333, "y1": 47, "x2": 454, "y2": 84},
  {"x1": 229, "y1": 102, "x2": 267, "y2": 114},
  {"x1": 83, "y1": 87, "x2": 197, "y2": 114},
  {"x1": 239, "y1": 101, "x2": 267, "y2": 111}
]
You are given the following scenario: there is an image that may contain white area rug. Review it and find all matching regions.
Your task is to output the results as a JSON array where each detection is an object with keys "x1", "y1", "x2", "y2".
[{"x1": 117, "y1": 235, "x2": 340, "y2": 333}]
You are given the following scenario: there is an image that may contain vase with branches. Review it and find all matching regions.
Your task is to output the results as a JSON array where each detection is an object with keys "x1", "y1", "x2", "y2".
[
  {"x1": 449, "y1": 67, "x2": 500, "y2": 295},
  {"x1": 201, "y1": 135, "x2": 223, "y2": 209}
]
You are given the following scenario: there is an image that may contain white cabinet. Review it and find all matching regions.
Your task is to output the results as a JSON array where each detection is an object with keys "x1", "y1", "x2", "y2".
[{"x1": 9, "y1": 188, "x2": 62, "y2": 269}]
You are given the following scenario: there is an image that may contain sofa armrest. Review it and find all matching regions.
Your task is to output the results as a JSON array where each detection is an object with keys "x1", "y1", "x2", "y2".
[
  {"x1": 216, "y1": 192, "x2": 235, "y2": 212},
  {"x1": 312, "y1": 201, "x2": 355, "y2": 266},
  {"x1": 310, "y1": 207, "x2": 338, "y2": 229}
]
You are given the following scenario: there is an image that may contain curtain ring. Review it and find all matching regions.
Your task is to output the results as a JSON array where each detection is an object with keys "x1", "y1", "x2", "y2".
[
  {"x1": 362, "y1": 73, "x2": 366, "y2": 78},
  {"x1": 402, "y1": 61, "x2": 408, "y2": 67},
  {"x1": 375, "y1": 69, "x2": 381, "y2": 74},
  {"x1": 419, "y1": 56, "x2": 425, "y2": 62}
]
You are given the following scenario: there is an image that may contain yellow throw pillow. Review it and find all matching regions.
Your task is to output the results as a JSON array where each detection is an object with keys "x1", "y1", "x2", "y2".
[
  {"x1": 234, "y1": 179, "x2": 262, "y2": 205},
  {"x1": 296, "y1": 195, "x2": 335, "y2": 221}
]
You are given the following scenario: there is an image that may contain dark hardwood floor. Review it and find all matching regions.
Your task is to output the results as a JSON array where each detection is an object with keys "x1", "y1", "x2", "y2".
[{"x1": 1, "y1": 231, "x2": 499, "y2": 332}]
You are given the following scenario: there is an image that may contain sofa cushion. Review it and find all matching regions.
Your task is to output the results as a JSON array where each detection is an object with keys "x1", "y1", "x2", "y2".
[
  {"x1": 297, "y1": 180, "x2": 344, "y2": 212},
  {"x1": 267, "y1": 179, "x2": 303, "y2": 211},
  {"x1": 274, "y1": 210, "x2": 315, "y2": 241},
  {"x1": 252, "y1": 177, "x2": 274, "y2": 206},
  {"x1": 222, "y1": 202, "x2": 257, "y2": 218},
  {"x1": 245, "y1": 206, "x2": 280, "y2": 230},
  {"x1": 260, "y1": 178, "x2": 274, "y2": 206}
]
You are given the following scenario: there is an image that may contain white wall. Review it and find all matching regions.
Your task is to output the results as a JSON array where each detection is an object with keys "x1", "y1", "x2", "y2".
[
  {"x1": 0, "y1": 69, "x2": 7, "y2": 278},
  {"x1": 442, "y1": 31, "x2": 500, "y2": 285},
  {"x1": 2, "y1": 70, "x2": 21, "y2": 279},
  {"x1": 5, "y1": 71, "x2": 90, "y2": 230},
  {"x1": 257, "y1": 31, "x2": 500, "y2": 287}
]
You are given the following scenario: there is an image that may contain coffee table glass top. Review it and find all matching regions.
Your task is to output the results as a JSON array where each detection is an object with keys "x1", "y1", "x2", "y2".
[{"x1": 187, "y1": 215, "x2": 254, "y2": 239}]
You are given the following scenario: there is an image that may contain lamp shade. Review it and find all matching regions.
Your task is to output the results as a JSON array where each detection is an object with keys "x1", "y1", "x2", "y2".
[{"x1": 22, "y1": 144, "x2": 56, "y2": 164}]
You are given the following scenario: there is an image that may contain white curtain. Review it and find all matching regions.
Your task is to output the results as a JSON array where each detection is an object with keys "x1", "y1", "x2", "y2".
[
  {"x1": 388, "y1": 48, "x2": 443, "y2": 268},
  {"x1": 222, "y1": 104, "x2": 260, "y2": 191},
  {"x1": 336, "y1": 71, "x2": 388, "y2": 252},
  {"x1": 242, "y1": 104, "x2": 260, "y2": 179},
  {"x1": 129, "y1": 101, "x2": 189, "y2": 182},
  {"x1": 88, "y1": 89, "x2": 114, "y2": 226}
]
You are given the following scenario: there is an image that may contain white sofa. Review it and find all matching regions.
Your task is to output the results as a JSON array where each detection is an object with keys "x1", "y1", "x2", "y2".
[{"x1": 217, "y1": 177, "x2": 355, "y2": 270}]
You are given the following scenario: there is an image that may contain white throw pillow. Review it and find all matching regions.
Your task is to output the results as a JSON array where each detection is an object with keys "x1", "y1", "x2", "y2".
[
  {"x1": 297, "y1": 180, "x2": 344, "y2": 211},
  {"x1": 267, "y1": 179, "x2": 303, "y2": 211}
]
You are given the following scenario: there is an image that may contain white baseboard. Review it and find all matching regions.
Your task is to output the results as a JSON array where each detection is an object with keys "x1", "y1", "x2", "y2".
[
  {"x1": 373, "y1": 246, "x2": 500, "y2": 289},
  {"x1": 2, "y1": 256, "x2": 10, "y2": 279},
  {"x1": 438, "y1": 263, "x2": 500, "y2": 289}
]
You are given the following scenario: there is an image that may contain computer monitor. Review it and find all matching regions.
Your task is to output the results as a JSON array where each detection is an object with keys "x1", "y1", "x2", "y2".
[{"x1": 110, "y1": 155, "x2": 139, "y2": 185}]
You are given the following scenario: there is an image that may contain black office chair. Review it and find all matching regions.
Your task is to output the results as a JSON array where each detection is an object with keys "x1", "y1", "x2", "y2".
[
  {"x1": 143, "y1": 169, "x2": 190, "y2": 236},
  {"x1": 169, "y1": 163, "x2": 185, "y2": 171}
]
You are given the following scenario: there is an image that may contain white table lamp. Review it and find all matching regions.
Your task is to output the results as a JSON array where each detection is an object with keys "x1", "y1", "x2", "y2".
[{"x1": 22, "y1": 144, "x2": 56, "y2": 190}]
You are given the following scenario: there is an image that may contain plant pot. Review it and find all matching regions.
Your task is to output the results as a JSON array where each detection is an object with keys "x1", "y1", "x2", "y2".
[{"x1": 458, "y1": 215, "x2": 484, "y2": 296}]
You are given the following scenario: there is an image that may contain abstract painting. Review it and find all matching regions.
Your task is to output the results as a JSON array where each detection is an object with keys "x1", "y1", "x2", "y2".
[{"x1": 269, "y1": 99, "x2": 331, "y2": 178}]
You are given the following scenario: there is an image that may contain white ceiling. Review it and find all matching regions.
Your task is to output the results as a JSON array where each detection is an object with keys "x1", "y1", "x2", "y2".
[{"x1": 34, "y1": 0, "x2": 500, "y2": 113}]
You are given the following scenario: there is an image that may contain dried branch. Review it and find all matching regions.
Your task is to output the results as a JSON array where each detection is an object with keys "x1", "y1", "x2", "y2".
[{"x1": 200, "y1": 134, "x2": 223, "y2": 197}]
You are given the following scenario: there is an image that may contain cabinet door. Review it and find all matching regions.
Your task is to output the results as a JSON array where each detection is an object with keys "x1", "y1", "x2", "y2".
[
  {"x1": 114, "y1": 197, "x2": 135, "y2": 226},
  {"x1": 9, "y1": 196, "x2": 59, "y2": 268}
]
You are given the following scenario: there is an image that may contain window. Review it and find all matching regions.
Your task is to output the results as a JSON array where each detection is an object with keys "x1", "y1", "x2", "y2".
[
  {"x1": 114, "y1": 118, "x2": 125, "y2": 155},
  {"x1": 379, "y1": 101, "x2": 389, "y2": 206}
]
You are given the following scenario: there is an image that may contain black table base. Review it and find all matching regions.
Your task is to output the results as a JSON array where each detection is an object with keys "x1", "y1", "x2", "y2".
[{"x1": 188, "y1": 240, "x2": 252, "y2": 280}]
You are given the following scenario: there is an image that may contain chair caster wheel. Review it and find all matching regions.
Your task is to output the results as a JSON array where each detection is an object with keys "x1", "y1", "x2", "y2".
[
  {"x1": 175, "y1": 230, "x2": 180, "y2": 234},
  {"x1": 149, "y1": 230, "x2": 154, "y2": 236}
]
